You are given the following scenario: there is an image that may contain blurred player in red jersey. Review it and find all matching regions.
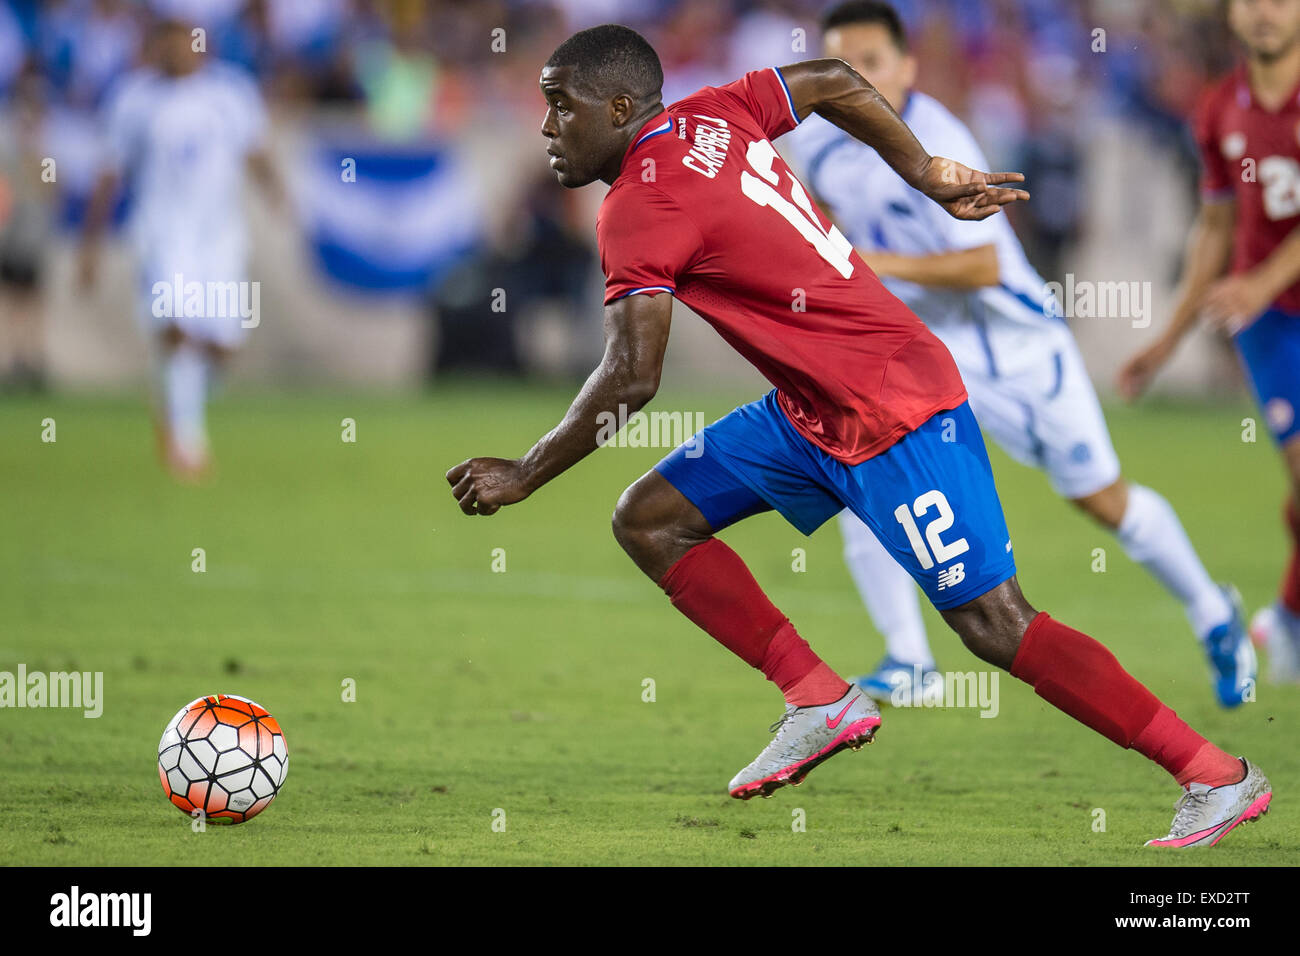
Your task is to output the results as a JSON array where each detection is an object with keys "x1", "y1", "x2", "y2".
[
  {"x1": 1121, "y1": 0, "x2": 1300, "y2": 685},
  {"x1": 449, "y1": 25, "x2": 1270, "y2": 846}
]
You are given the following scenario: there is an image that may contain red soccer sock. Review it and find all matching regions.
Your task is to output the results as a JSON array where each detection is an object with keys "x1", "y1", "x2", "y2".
[
  {"x1": 1010, "y1": 612, "x2": 1162, "y2": 745},
  {"x1": 1130, "y1": 705, "x2": 1244, "y2": 788},
  {"x1": 1010, "y1": 612, "x2": 1240, "y2": 785},
  {"x1": 762, "y1": 624, "x2": 851, "y2": 706},
  {"x1": 1281, "y1": 497, "x2": 1300, "y2": 616},
  {"x1": 658, "y1": 538, "x2": 848, "y2": 707}
]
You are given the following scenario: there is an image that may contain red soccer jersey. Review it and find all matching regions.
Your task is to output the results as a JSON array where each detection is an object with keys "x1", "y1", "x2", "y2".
[
  {"x1": 596, "y1": 67, "x2": 967, "y2": 465},
  {"x1": 1195, "y1": 65, "x2": 1300, "y2": 313}
]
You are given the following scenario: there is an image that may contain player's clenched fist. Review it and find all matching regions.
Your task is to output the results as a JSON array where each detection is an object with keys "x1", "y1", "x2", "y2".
[{"x1": 446, "y1": 457, "x2": 532, "y2": 516}]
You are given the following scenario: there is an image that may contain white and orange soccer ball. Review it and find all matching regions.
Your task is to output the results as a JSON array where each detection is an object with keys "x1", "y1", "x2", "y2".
[{"x1": 158, "y1": 694, "x2": 288, "y2": 824}]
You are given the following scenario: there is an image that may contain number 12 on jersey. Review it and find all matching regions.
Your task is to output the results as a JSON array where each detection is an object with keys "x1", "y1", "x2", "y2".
[
  {"x1": 894, "y1": 490, "x2": 970, "y2": 570},
  {"x1": 740, "y1": 138, "x2": 855, "y2": 278}
]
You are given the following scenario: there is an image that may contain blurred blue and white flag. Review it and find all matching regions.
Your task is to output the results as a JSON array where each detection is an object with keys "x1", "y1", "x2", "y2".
[{"x1": 299, "y1": 143, "x2": 480, "y2": 294}]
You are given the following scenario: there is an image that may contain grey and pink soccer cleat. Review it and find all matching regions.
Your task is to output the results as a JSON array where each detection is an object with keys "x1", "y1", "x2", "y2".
[
  {"x1": 1146, "y1": 759, "x2": 1272, "y2": 848},
  {"x1": 728, "y1": 687, "x2": 881, "y2": 800}
]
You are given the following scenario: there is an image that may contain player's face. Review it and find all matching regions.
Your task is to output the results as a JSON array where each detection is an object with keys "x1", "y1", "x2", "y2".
[
  {"x1": 823, "y1": 23, "x2": 917, "y2": 114},
  {"x1": 539, "y1": 66, "x2": 620, "y2": 188},
  {"x1": 1230, "y1": 0, "x2": 1300, "y2": 60},
  {"x1": 155, "y1": 24, "x2": 202, "y2": 76}
]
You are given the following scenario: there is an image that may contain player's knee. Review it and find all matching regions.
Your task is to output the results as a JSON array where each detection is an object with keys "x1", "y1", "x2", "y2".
[
  {"x1": 204, "y1": 341, "x2": 234, "y2": 364},
  {"x1": 612, "y1": 473, "x2": 713, "y2": 569},
  {"x1": 160, "y1": 323, "x2": 186, "y2": 350},
  {"x1": 941, "y1": 579, "x2": 1037, "y2": 670},
  {"x1": 611, "y1": 482, "x2": 658, "y2": 558},
  {"x1": 1070, "y1": 478, "x2": 1127, "y2": 529}
]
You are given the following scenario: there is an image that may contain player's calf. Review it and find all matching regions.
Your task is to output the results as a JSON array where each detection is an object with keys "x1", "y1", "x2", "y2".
[{"x1": 946, "y1": 580, "x2": 1270, "y2": 845}]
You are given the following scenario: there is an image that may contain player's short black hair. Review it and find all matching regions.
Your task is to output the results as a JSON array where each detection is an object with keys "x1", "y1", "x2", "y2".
[
  {"x1": 545, "y1": 24, "x2": 663, "y2": 102},
  {"x1": 820, "y1": 0, "x2": 909, "y2": 51}
]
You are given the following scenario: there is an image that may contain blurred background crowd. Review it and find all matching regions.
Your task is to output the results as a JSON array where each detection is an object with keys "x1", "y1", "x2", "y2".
[{"x1": 0, "y1": 0, "x2": 1249, "y2": 394}]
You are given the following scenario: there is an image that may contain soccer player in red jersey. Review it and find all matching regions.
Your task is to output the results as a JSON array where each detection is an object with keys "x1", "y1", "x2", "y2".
[
  {"x1": 1121, "y1": 0, "x2": 1300, "y2": 686},
  {"x1": 449, "y1": 25, "x2": 1271, "y2": 846}
]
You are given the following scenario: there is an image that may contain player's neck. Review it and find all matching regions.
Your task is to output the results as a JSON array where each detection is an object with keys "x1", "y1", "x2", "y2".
[
  {"x1": 162, "y1": 64, "x2": 203, "y2": 80},
  {"x1": 1246, "y1": 41, "x2": 1300, "y2": 111},
  {"x1": 601, "y1": 104, "x2": 667, "y2": 185}
]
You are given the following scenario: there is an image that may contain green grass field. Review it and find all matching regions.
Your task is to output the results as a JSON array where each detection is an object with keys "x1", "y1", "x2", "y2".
[{"x1": 2, "y1": 382, "x2": 1297, "y2": 866}]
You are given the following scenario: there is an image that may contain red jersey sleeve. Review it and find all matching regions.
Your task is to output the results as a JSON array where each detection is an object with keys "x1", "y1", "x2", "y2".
[
  {"x1": 705, "y1": 67, "x2": 803, "y2": 142},
  {"x1": 1193, "y1": 85, "x2": 1233, "y2": 201},
  {"x1": 597, "y1": 184, "x2": 704, "y2": 304}
]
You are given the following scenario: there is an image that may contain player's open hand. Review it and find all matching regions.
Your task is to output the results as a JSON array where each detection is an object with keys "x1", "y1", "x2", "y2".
[
  {"x1": 1116, "y1": 339, "x2": 1172, "y2": 400},
  {"x1": 919, "y1": 156, "x2": 1028, "y2": 221},
  {"x1": 1202, "y1": 273, "x2": 1270, "y2": 334},
  {"x1": 446, "y1": 457, "x2": 532, "y2": 516}
]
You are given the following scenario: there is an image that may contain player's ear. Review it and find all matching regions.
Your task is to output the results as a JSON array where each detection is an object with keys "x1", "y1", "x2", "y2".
[
  {"x1": 900, "y1": 53, "x2": 918, "y2": 90},
  {"x1": 609, "y1": 92, "x2": 636, "y2": 128}
]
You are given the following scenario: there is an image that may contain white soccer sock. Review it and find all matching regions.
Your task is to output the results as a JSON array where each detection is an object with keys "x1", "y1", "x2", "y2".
[
  {"x1": 838, "y1": 510, "x2": 935, "y2": 668},
  {"x1": 1115, "y1": 483, "x2": 1232, "y2": 641},
  {"x1": 163, "y1": 343, "x2": 210, "y2": 461}
]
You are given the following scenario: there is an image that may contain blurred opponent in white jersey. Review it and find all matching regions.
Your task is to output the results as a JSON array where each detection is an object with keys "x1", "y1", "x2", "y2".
[
  {"x1": 81, "y1": 16, "x2": 282, "y2": 479},
  {"x1": 781, "y1": 0, "x2": 1251, "y2": 709}
]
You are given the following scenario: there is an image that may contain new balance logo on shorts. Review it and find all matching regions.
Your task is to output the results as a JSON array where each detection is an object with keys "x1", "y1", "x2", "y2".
[{"x1": 937, "y1": 563, "x2": 966, "y2": 591}]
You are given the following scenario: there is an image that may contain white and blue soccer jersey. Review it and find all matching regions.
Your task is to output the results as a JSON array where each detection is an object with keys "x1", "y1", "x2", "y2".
[
  {"x1": 100, "y1": 62, "x2": 267, "y2": 346},
  {"x1": 783, "y1": 91, "x2": 1120, "y2": 499}
]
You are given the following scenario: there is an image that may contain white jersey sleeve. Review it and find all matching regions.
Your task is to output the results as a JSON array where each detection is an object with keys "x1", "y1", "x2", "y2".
[{"x1": 100, "y1": 70, "x2": 158, "y2": 176}]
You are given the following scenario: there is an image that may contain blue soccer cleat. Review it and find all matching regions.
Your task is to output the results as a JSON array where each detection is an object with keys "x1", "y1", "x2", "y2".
[
  {"x1": 1203, "y1": 586, "x2": 1258, "y2": 708},
  {"x1": 850, "y1": 655, "x2": 941, "y2": 707}
]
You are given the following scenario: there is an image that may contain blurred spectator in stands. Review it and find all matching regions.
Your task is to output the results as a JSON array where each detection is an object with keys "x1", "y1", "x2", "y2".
[
  {"x1": 0, "y1": 64, "x2": 54, "y2": 391},
  {"x1": 0, "y1": 0, "x2": 24, "y2": 97},
  {"x1": 353, "y1": 0, "x2": 438, "y2": 139},
  {"x1": 263, "y1": 0, "x2": 359, "y2": 101},
  {"x1": 1011, "y1": 52, "x2": 1084, "y2": 283},
  {"x1": 432, "y1": 169, "x2": 593, "y2": 376},
  {"x1": 38, "y1": 0, "x2": 141, "y2": 109}
]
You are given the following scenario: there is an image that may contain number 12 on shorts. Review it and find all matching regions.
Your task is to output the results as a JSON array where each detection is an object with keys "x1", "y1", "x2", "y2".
[{"x1": 894, "y1": 489, "x2": 970, "y2": 570}]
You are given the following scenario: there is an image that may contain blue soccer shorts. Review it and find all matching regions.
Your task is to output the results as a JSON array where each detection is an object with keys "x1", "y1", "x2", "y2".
[
  {"x1": 655, "y1": 391, "x2": 1017, "y2": 610},
  {"x1": 1235, "y1": 308, "x2": 1300, "y2": 445}
]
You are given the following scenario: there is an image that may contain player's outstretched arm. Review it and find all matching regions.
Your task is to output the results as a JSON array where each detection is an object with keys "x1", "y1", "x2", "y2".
[
  {"x1": 246, "y1": 148, "x2": 288, "y2": 214},
  {"x1": 1117, "y1": 199, "x2": 1235, "y2": 399},
  {"x1": 779, "y1": 58, "x2": 1027, "y2": 221},
  {"x1": 76, "y1": 169, "x2": 120, "y2": 290},
  {"x1": 859, "y1": 244, "x2": 999, "y2": 289},
  {"x1": 445, "y1": 292, "x2": 673, "y2": 516},
  {"x1": 1204, "y1": 213, "x2": 1300, "y2": 332}
]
